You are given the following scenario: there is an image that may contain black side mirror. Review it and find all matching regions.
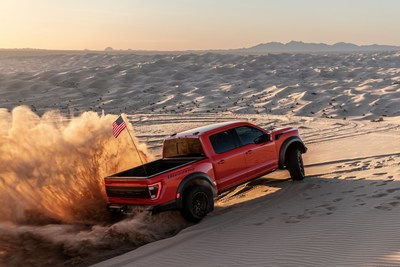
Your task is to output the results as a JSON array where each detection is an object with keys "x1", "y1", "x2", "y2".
[{"x1": 254, "y1": 133, "x2": 271, "y2": 144}]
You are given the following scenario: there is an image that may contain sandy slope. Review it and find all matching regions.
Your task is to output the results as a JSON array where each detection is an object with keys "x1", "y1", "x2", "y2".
[
  {"x1": 1, "y1": 51, "x2": 400, "y2": 266},
  {"x1": 93, "y1": 114, "x2": 400, "y2": 267}
]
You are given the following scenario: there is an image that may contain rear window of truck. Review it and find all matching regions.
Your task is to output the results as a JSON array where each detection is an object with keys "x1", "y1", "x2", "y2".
[{"x1": 163, "y1": 138, "x2": 205, "y2": 158}]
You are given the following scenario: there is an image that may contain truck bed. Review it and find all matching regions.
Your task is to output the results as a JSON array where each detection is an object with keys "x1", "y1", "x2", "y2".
[{"x1": 107, "y1": 157, "x2": 205, "y2": 179}]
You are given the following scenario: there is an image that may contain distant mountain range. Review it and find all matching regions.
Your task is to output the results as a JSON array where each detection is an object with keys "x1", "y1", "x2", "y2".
[
  {"x1": 237, "y1": 41, "x2": 400, "y2": 53},
  {"x1": 1, "y1": 41, "x2": 399, "y2": 55}
]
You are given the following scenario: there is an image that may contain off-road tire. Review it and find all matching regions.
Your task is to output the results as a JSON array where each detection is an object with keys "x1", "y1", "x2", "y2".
[
  {"x1": 180, "y1": 186, "x2": 214, "y2": 223},
  {"x1": 286, "y1": 148, "x2": 305, "y2": 181}
]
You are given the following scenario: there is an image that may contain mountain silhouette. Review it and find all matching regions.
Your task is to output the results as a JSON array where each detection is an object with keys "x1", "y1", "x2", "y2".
[{"x1": 241, "y1": 41, "x2": 400, "y2": 53}]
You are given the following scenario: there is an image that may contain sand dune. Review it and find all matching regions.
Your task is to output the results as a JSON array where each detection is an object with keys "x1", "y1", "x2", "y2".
[
  {"x1": 0, "y1": 52, "x2": 399, "y2": 120},
  {"x1": 0, "y1": 51, "x2": 400, "y2": 266}
]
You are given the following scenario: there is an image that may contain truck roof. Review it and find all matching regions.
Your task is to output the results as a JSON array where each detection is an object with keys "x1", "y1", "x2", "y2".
[{"x1": 167, "y1": 121, "x2": 251, "y2": 139}]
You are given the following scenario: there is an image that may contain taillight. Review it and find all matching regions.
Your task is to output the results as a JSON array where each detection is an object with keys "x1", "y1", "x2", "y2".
[{"x1": 148, "y1": 182, "x2": 162, "y2": 200}]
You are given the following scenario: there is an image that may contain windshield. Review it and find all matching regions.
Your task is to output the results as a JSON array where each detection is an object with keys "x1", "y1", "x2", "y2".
[{"x1": 163, "y1": 138, "x2": 205, "y2": 158}]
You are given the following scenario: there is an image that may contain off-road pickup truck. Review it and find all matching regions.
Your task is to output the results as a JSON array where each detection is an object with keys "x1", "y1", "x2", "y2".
[{"x1": 105, "y1": 121, "x2": 307, "y2": 222}]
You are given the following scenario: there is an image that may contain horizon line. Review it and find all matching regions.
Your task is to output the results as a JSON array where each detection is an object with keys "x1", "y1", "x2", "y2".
[{"x1": 1, "y1": 40, "x2": 400, "y2": 52}]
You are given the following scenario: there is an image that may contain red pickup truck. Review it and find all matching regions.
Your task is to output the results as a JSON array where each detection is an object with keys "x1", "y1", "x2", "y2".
[{"x1": 105, "y1": 121, "x2": 307, "y2": 222}]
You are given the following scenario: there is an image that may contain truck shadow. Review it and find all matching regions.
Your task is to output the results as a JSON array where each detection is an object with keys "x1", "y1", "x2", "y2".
[
  {"x1": 199, "y1": 168, "x2": 400, "y2": 266},
  {"x1": 212, "y1": 168, "x2": 400, "y2": 221},
  {"x1": 213, "y1": 150, "x2": 400, "y2": 215}
]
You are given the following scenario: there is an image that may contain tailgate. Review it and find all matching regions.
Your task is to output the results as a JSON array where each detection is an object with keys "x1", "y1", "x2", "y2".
[{"x1": 104, "y1": 177, "x2": 161, "y2": 204}]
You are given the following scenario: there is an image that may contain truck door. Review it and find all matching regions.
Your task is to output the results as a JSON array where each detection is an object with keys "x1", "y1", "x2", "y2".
[
  {"x1": 209, "y1": 129, "x2": 247, "y2": 191},
  {"x1": 234, "y1": 126, "x2": 278, "y2": 176}
]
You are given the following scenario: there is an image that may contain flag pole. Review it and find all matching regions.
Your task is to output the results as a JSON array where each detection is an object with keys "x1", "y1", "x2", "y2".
[{"x1": 122, "y1": 115, "x2": 148, "y2": 177}]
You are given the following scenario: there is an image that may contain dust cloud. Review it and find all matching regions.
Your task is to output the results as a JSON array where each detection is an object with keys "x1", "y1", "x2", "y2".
[{"x1": 0, "y1": 106, "x2": 187, "y2": 267}]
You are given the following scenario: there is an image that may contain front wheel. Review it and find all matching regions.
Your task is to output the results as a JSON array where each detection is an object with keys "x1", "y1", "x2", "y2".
[
  {"x1": 286, "y1": 148, "x2": 305, "y2": 181},
  {"x1": 180, "y1": 186, "x2": 214, "y2": 223}
]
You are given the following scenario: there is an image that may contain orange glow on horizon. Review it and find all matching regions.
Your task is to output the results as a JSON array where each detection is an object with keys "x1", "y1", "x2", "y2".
[{"x1": 1, "y1": 0, "x2": 399, "y2": 50}]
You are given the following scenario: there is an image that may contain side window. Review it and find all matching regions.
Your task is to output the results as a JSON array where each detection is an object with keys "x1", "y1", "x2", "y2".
[
  {"x1": 235, "y1": 126, "x2": 264, "y2": 146},
  {"x1": 209, "y1": 130, "x2": 237, "y2": 154}
]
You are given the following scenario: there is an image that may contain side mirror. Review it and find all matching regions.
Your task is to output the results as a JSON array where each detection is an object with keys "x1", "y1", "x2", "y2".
[{"x1": 254, "y1": 133, "x2": 271, "y2": 144}]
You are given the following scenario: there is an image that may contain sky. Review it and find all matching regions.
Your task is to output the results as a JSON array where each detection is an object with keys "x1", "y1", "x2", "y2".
[{"x1": 1, "y1": 0, "x2": 399, "y2": 51}]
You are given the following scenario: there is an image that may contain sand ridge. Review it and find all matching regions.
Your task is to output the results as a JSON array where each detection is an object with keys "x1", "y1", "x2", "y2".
[{"x1": 0, "y1": 52, "x2": 399, "y2": 120}]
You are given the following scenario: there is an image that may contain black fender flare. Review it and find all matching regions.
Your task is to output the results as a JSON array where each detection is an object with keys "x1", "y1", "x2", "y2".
[
  {"x1": 278, "y1": 136, "x2": 307, "y2": 168},
  {"x1": 176, "y1": 172, "x2": 217, "y2": 210}
]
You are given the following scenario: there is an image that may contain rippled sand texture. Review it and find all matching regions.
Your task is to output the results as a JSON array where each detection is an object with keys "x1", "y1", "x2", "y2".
[{"x1": 0, "y1": 52, "x2": 399, "y2": 119}]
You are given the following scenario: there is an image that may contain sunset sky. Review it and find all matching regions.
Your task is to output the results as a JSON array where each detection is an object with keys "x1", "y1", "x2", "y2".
[{"x1": 1, "y1": 0, "x2": 399, "y2": 51}]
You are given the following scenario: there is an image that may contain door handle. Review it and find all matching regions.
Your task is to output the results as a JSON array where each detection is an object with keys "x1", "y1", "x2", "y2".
[
  {"x1": 217, "y1": 160, "x2": 225, "y2": 164},
  {"x1": 245, "y1": 150, "x2": 252, "y2": 155}
]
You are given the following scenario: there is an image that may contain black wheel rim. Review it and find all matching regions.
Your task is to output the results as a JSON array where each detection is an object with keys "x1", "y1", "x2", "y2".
[{"x1": 191, "y1": 192, "x2": 208, "y2": 217}]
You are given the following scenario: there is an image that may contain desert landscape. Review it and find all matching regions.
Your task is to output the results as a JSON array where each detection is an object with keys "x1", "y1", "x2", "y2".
[{"x1": 0, "y1": 50, "x2": 400, "y2": 266}]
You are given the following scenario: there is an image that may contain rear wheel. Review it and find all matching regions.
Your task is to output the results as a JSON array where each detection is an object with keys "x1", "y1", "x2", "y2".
[
  {"x1": 180, "y1": 186, "x2": 214, "y2": 223},
  {"x1": 286, "y1": 148, "x2": 305, "y2": 181}
]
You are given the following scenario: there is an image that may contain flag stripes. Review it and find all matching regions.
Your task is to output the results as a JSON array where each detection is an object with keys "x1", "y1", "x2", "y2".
[{"x1": 112, "y1": 115, "x2": 126, "y2": 138}]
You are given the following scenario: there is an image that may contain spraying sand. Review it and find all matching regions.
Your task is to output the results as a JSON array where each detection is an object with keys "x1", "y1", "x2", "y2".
[{"x1": 0, "y1": 107, "x2": 190, "y2": 266}]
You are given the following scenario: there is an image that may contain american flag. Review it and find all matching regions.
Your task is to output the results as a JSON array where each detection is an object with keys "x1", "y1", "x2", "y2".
[{"x1": 112, "y1": 115, "x2": 127, "y2": 138}]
